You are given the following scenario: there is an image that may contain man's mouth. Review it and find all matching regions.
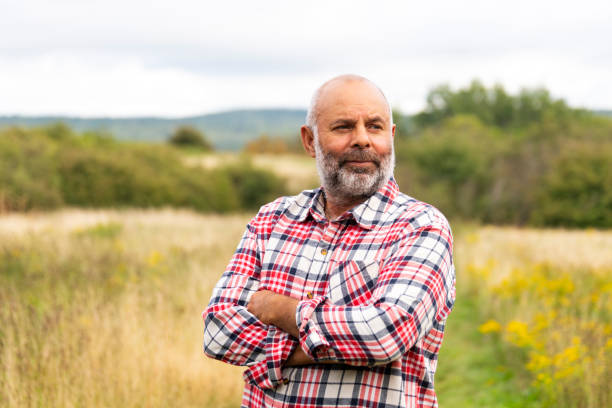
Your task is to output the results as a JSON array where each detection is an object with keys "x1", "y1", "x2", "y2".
[{"x1": 344, "y1": 160, "x2": 375, "y2": 167}]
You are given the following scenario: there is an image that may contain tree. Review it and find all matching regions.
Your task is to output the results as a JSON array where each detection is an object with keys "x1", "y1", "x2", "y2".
[
  {"x1": 392, "y1": 109, "x2": 415, "y2": 140},
  {"x1": 413, "y1": 81, "x2": 578, "y2": 130},
  {"x1": 168, "y1": 125, "x2": 212, "y2": 150}
]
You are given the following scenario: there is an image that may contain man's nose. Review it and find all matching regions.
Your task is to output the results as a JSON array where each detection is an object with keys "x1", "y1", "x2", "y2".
[{"x1": 351, "y1": 123, "x2": 371, "y2": 148}]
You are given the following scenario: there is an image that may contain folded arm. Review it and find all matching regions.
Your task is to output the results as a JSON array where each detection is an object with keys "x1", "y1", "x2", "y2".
[
  {"x1": 203, "y1": 222, "x2": 297, "y2": 388},
  {"x1": 249, "y1": 224, "x2": 455, "y2": 367}
]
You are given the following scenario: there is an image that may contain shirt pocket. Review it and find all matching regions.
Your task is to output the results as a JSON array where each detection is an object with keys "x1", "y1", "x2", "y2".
[{"x1": 327, "y1": 259, "x2": 379, "y2": 306}]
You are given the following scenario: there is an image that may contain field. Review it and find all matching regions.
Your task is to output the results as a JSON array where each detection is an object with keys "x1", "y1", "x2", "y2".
[
  {"x1": 1, "y1": 210, "x2": 611, "y2": 407},
  {"x1": 184, "y1": 152, "x2": 319, "y2": 194}
]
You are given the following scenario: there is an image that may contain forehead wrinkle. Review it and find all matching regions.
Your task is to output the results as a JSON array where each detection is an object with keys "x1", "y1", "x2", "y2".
[
  {"x1": 329, "y1": 114, "x2": 386, "y2": 126},
  {"x1": 323, "y1": 105, "x2": 390, "y2": 126},
  {"x1": 366, "y1": 115, "x2": 385, "y2": 122}
]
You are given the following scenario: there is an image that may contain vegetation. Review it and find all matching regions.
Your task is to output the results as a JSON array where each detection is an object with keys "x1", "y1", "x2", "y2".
[
  {"x1": 1, "y1": 81, "x2": 610, "y2": 228},
  {"x1": 0, "y1": 109, "x2": 307, "y2": 150},
  {"x1": 0, "y1": 210, "x2": 246, "y2": 407},
  {"x1": 168, "y1": 125, "x2": 213, "y2": 150},
  {"x1": 1, "y1": 211, "x2": 610, "y2": 407},
  {"x1": 447, "y1": 226, "x2": 612, "y2": 407},
  {"x1": 1, "y1": 80, "x2": 609, "y2": 407},
  {"x1": 394, "y1": 81, "x2": 612, "y2": 228},
  {"x1": 0, "y1": 124, "x2": 287, "y2": 213},
  {"x1": 413, "y1": 80, "x2": 585, "y2": 129},
  {"x1": 243, "y1": 133, "x2": 303, "y2": 155}
]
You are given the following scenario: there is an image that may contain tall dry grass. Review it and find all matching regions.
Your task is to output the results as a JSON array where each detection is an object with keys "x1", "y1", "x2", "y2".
[
  {"x1": 0, "y1": 209, "x2": 247, "y2": 407},
  {"x1": 185, "y1": 152, "x2": 319, "y2": 194},
  {"x1": 1, "y1": 211, "x2": 611, "y2": 407}
]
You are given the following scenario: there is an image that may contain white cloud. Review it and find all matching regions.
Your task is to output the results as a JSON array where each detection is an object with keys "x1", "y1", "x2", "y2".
[{"x1": 1, "y1": 0, "x2": 611, "y2": 115}]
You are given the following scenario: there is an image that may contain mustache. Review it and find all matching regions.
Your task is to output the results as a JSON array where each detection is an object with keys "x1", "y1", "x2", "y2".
[{"x1": 338, "y1": 149, "x2": 381, "y2": 167}]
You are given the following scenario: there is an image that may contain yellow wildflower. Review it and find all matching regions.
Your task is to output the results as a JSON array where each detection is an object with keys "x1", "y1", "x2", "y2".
[
  {"x1": 479, "y1": 319, "x2": 502, "y2": 334},
  {"x1": 505, "y1": 320, "x2": 533, "y2": 348},
  {"x1": 526, "y1": 352, "x2": 552, "y2": 372},
  {"x1": 533, "y1": 311, "x2": 556, "y2": 332},
  {"x1": 535, "y1": 372, "x2": 552, "y2": 386},
  {"x1": 553, "y1": 366, "x2": 576, "y2": 379},
  {"x1": 553, "y1": 338, "x2": 583, "y2": 370}
]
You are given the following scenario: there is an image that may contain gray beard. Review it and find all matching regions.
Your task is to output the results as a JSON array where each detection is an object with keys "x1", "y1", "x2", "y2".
[{"x1": 314, "y1": 137, "x2": 395, "y2": 203}]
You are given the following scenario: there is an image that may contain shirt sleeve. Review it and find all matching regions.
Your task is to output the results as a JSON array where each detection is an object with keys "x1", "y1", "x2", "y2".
[
  {"x1": 296, "y1": 221, "x2": 455, "y2": 366},
  {"x1": 202, "y1": 220, "x2": 297, "y2": 389}
]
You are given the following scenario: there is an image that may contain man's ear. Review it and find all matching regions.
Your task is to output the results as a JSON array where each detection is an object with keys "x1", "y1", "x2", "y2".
[
  {"x1": 301, "y1": 125, "x2": 316, "y2": 158},
  {"x1": 391, "y1": 123, "x2": 396, "y2": 140}
]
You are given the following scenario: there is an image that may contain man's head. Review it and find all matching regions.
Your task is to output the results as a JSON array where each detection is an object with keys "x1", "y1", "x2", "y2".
[{"x1": 301, "y1": 75, "x2": 396, "y2": 204}]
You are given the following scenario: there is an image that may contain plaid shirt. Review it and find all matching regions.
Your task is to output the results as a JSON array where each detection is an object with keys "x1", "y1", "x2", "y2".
[{"x1": 203, "y1": 178, "x2": 455, "y2": 407}]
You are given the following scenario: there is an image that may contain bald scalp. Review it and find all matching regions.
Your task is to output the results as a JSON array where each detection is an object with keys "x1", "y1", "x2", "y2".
[{"x1": 305, "y1": 75, "x2": 392, "y2": 133}]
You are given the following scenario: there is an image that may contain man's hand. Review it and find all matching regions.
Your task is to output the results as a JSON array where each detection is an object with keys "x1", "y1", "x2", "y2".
[
  {"x1": 285, "y1": 347, "x2": 340, "y2": 366},
  {"x1": 248, "y1": 290, "x2": 342, "y2": 367},
  {"x1": 247, "y1": 290, "x2": 300, "y2": 338}
]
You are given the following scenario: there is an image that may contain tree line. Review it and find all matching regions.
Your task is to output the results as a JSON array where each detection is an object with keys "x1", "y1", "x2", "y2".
[
  {"x1": 1, "y1": 81, "x2": 610, "y2": 227},
  {"x1": 393, "y1": 80, "x2": 612, "y2": 228},
  {"x1": 0, "y1": 124, "x2": 286, "y2": 213}
]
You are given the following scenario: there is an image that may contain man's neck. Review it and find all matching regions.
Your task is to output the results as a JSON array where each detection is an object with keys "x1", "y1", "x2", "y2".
[{"x1": 323, "y1": 191, "x2": 368, "y2": 221}]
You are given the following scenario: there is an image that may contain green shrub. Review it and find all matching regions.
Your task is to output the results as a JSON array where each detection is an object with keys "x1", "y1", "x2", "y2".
[
  {"x1": 0, "y1": 126, "x2": 63, "y2": 211},
  {"x1": 531, "y1": 141, "x2": 612, "y2": 228},
  {"x1": 0, "y1": 125, "x2": 286, "y2": 214},
  {"x1": 395, "y1": 112, "x2": 612, "y2": 227},
  {"x1": 168, "y1": 125, "x2": 212, "y2": 150},
  {"x1": 220, "y1": 158, "x2": 289, "y2": 210},
  {"x1": 395, "y1": 115, "x2": 500, "y2": 220}
]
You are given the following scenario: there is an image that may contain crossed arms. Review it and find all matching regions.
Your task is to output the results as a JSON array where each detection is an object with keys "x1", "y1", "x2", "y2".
[{"x1": 202, "y1": 217, "x2": 455, "y2": 389}]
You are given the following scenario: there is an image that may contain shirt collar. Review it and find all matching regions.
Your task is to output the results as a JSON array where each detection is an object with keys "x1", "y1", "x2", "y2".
[{"x1": 290, "y1": 177, "x2": 399, "y2": 230}]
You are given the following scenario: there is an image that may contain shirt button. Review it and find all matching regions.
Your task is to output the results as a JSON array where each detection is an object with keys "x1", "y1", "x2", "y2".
[
  {"x1": 282, "y1": 378, "x2": 290, "y2": 385},
  {"x1": 306, "y1": 292, "x2": 313, "y2": 299},
  {"x1": 320, "y1": 248, "x2": 328, "y2": 255}
]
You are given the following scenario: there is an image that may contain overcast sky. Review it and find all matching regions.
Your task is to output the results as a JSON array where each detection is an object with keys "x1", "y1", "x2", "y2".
[{"x1": 1, "y1": 0, "x2": 611, "y2": 117}]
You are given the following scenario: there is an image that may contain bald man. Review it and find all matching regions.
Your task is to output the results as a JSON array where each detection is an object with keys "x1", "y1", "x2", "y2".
[{"x1": 203, "y1": 75, "x2": 456, "y2": 408}]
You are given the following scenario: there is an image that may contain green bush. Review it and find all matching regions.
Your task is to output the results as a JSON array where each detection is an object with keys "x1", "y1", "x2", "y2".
[
  {"x1": 531, "y1": 142, "x2": 612, "y2": 228},
  {"x1": 0, "y1": 124, "x2": 286, "y2": 213},
  {"x1": 168, "y1": 125, "x2": 212, "y2": 150},
  {"x1": 220, "y1": 158, "x2": 289, "y2": 210},
  {"x1": 395, "y1": 115, "x2": 500, "y2": 220},
  {"x1": 0, "y1": 126, "x2": 63, "y2": 211},
  {"x1": 394, "y1": 110, "x2": 612, "y2": 227}
]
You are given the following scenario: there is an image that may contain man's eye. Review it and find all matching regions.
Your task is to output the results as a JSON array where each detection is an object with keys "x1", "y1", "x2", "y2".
[{"x1": 368, "y1": 124, "x2": 383, "y2": 130}]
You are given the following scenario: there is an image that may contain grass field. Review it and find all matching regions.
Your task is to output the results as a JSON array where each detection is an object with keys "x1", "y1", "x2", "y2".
[
  {"x1": 1, "y1": 210, "x2": 611, "y2": 407},
  {"x1": 184, "y1": 152, "x2": 319, "y2": 194}
]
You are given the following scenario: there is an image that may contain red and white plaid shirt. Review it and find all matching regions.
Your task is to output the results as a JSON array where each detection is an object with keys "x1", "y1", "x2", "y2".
[{"x1": 203, "y1": 178, "x2": 455, "y2": 407}]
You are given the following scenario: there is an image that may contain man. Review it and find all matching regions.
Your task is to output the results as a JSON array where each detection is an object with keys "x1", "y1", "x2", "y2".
[{"x1": 203, "y1": 75, "x2": 455, "y2": 407}]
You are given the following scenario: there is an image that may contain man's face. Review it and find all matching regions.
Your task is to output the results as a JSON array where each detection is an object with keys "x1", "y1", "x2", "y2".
[{"x1": 312, "y1": 80, "x2": 395, "y2": 201}]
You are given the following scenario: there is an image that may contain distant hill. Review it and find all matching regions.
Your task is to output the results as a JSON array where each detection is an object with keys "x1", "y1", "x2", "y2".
[
  {"x1": 2, "y1": 108, "x2": 610, "y2": 150},
  {"x1": 594, "y1": 110, "x2": 612, "y2": 118},
  {"x1": 0, "y1": 109, "x2": 307, "y2": 150}
]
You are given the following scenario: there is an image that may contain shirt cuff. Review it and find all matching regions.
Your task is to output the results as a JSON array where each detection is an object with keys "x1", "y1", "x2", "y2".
[
  {"x1": 243, "y1": 326, "x2": 297, "y2": 389},
  {"x1": 296, "y1": 295, "x2": 338, "y2": 361}
]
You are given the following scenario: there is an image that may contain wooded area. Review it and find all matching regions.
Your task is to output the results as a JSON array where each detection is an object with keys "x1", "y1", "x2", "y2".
[{"x1": 1, "y1": 81, "x2": 610, "y2": 227}]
